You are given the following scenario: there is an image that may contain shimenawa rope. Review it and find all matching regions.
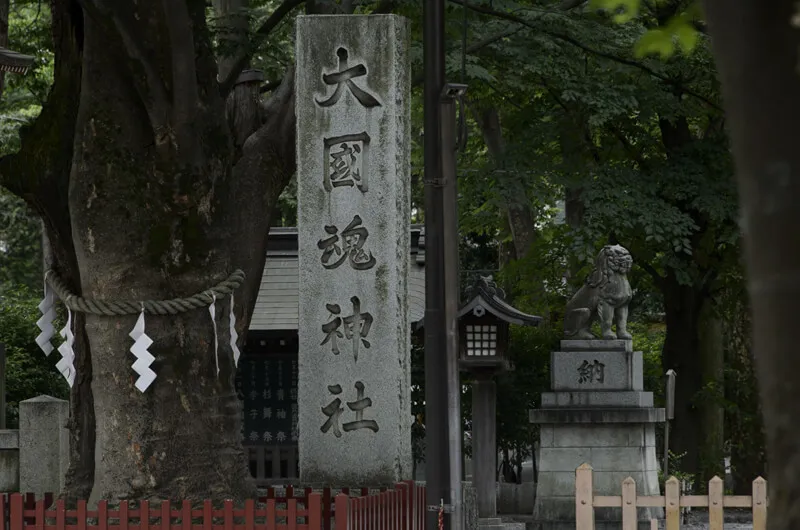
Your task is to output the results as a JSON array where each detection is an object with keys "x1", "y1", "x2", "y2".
[{"x1": 43, "y1": 269, "x2": 245, "y2": 316}]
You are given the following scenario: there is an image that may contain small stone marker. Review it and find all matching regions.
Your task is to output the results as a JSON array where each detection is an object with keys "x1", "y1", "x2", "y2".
[
  {"x1": 296, "y1": 14, "x2": 411, "y2": 485},
  {"x1": 19, "y1": 395, "x2": 69, "y2": 496}
]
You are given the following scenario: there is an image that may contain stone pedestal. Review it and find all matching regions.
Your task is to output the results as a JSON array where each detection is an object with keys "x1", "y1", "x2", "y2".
[
  {"x1": 19, "y1": 395, "x2": 69, "y2": 496},
  {"x1": 296, "y1": 14, "x2": 412, "y2": 485},
  {"x1": 530, "y1": 340, "x2": 664, "y2": 530}
]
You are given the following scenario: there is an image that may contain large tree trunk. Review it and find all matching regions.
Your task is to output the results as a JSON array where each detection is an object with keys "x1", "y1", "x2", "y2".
[
  {"x1": 660, "y1": 273, "x2": 702, "y2": 475},
  {"x1": 71, "y1": 0, "x2": 293, "y2": 502},
  {"x1": 722, "y1": 290, "x2": 766, "y2": 494},
  {"x1": 704, "y1": 0, "x2": 800, "y2": 526},
  {"x1": 657, "y1": 116, "x2": 725, "y2": 484},
  {"x1": 697, "y1": 298, "x2": 725, "y2": 484},
  {"x1": 3, "y1": 0, "x2": 295, "y2": 502},
  {"x1": 661, "y1": 271, "x2": 724, "y2": 485}
]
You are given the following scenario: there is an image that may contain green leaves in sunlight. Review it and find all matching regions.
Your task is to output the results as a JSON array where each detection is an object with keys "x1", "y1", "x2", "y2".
[
  {"x1": 591, "y1": 0, "x2": 703, "y2": 59},
  {"x1": 634, "y1": 13, "x2": 701, "y2": 59},
  {"x1": 589, "y1": 0, "x2": 640, "y2": 23}
]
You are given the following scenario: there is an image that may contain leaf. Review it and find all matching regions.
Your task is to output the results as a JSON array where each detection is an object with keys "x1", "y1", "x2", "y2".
[
  {"x1": 673, "y1": 20, "x2": 699, "y2": 54},
  {"x1": 634, "y1": 29, "x2": 675, "y2": 59},
  {"x1": 589, "y1": 0, "x2": 641, "y2": 23}
]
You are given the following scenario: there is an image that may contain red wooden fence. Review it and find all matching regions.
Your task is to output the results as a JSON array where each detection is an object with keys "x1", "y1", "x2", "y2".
[
  {"x1": 334, "y1": 481, "x2": 426, "y2": 530},
  {"x1": 0, "y1": 482, "x2": 427, "y2": 530},
  {"x1": 1, "y1": 493, "x2": 55, "y2": 528},
  {"x1": 259, "y1": 485, "x2": 371, "y2": 530}
]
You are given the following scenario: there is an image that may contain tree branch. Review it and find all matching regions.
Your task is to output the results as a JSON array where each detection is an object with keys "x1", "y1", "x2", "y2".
[
  {"x1": 255, "y1": 67, "x2": 295, "y2": 135},
  {"x1": 447, "y1": 0, "x2": 723, "y2": 111},
  {"x1": 219, "y1": 0, "x2": 304, "y2": 96},
  {"x1": 638, "y1": 259, "x2": 665, "y2": 288},
  {"x1": 229, "y1": 68, "x2": 296, "y2": 328},
  {"x1": 559, "y1": 0, "x2": 587, "y2": 10},
  {"x1": 79, "y1": 0, "x2": 170, "y2": 130},
  {"x1": 162, "y1": 0, "x2": 200, "y2": 142},
  {"x1": 411, "y1": 27, "x2": 521, "y2": 86}
]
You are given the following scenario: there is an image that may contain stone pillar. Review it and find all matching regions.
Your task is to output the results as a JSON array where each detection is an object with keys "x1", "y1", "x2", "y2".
[
  {"x1": 472, "y1": 375, "x2": 497, "y2": 519},
  {"x1": 0, "y1": 429, "x2": 19, "y2": 491},
  {"x1": 295, "y1": 14, "x2": 412, "y2": 485},
  {"x1": 530, "y1": 340, "x2": 664, "y2": 530},
  {"x1": 19, "y1": 395, "x2": 69, "y2": 496}
]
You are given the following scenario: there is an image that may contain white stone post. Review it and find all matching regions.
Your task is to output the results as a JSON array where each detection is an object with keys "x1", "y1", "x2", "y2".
[
  {"x1": 295, "y1": 14, "x2": 412, "y2": 485},
  {"x1": 19, "y1": 395, "x2": 69, "y2": 496}
]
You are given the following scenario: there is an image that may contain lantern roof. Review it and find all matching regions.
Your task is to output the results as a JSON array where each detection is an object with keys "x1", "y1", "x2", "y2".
[
  {"x1": 457, "y1": 276, "x2": 543, "y2": 326},
  {"x1": 414, "y1": 275, "x2": 542, "y2": 331},
  {"x1": 0, "y1": 46, "x2": 34, "y2": 74}
]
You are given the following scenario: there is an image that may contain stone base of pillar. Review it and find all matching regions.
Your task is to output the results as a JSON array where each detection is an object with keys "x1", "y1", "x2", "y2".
[
  {"x1": 477, "y1": 518, "x2": 526, "y2": 530},
  {"x1": 529, "y1": 341, "x2": 665, "y2": 529}
]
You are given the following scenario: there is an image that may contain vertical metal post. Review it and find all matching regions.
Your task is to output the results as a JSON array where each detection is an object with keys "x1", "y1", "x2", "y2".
[
  {"x1": 663, "y1": 420, "x2": 669, "y2": 477},
  {"x1": 423, "y1": 0, "x2": 449, "y2": 528},
  {"x1": 664, "y1": 369, "x2": 677, "y2": 476},
  {"x1": 442, "y1": 89, "x2": 464, "y2": 529}
]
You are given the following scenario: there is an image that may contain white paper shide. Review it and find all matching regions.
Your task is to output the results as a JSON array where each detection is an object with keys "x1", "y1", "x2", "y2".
[
  {"x1": 129, "y1": 309, "x2": 156, "y2": 392},
  {"x1": 56, "y1": 308, "x2": 76, "y2": 387},
  {"x1": 35, "y1": 284, "x2": 57, "y2": 356}
]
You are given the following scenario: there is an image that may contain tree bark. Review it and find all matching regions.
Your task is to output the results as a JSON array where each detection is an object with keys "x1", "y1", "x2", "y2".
[
  {"x1": 559, "y1": 114, "x2": 596, "y2": 231},
  {"x1": 703, "y1": 0, "x2": 800, "y2": 526},
  {"x1": 474, "y1": 107, "x2": 538, "y2": 259},
  {"x1": 722, "y1": 291, "x2": 766, "y2": 494},
  {"x1": 213, "y1": 0, "x2": 249, "y2": 83},
  {"x1": 660, "y1": 272, "x2": 702, "y2": 475},
  {"x1": 659, "y1": 268, "x2": 723, "y2": 486},
  {"x1": 69, "y1": 0, "x2": 295, "y2": 502},
  {"x1": 697, "y1": 297, "x2": 725, "y2": 484}
]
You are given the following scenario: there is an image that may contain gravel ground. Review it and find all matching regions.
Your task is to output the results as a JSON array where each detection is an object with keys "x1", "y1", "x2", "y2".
[
  {"x1": 654, "y1": 510, "x2": 754, "y2": 530},
  {"x1": 501, "y1": 510, "x2": 757, "y2": 529}
]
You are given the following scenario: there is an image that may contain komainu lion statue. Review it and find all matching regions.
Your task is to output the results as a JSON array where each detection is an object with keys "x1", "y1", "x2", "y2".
[{"x1": 563, "y1": 244, "x2": 633, "y2": 340}]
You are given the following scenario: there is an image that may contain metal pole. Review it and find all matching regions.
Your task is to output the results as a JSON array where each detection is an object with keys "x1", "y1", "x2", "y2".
[
  {"x1": 423, "y1": 0, "x2": 449, "y2": 528},
  {"x1": 442, "y1": 88, "x2": 464, "y2": 529},
  {"x1": 663, "y1": 420, "x2": 669, "y2": 477},
  {"x1": 664, "y1": 369, "x2": 677, "y2": 477}
]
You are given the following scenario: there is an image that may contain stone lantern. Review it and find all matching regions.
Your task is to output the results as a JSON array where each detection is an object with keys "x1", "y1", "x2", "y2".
[{"x1": 458, "y1": 276, "x2": 542, "y2": 520}]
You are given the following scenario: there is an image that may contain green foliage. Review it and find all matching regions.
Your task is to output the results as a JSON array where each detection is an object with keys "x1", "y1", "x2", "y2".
[
  {"x1": 0, "y1": 1, "x2": 53, "y2": 155},
  {"x1": 590, "y1": 0, "x2": 703, "y2": 58},
  {"x1": 0, "y1": 286, "x2": 69, "y2": 427},
  {"x1": 495, "y1": 325, "x2": 559, "y2": 460},
  {"x1": 0, "y1": 3, "x2": 48, "y2": 295},
  {"x1": 589, "y1": 0, "x2": 640, "y2": 23},
  {"x1": 629, "y1": 321, "x2": 666, "y2": 400},
  {"x1": 0, "y1": 190, "x2": 42, "y2": 294},
  {"x1": 658, "y1": 450, "x2": 696, "y2": 491}
]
